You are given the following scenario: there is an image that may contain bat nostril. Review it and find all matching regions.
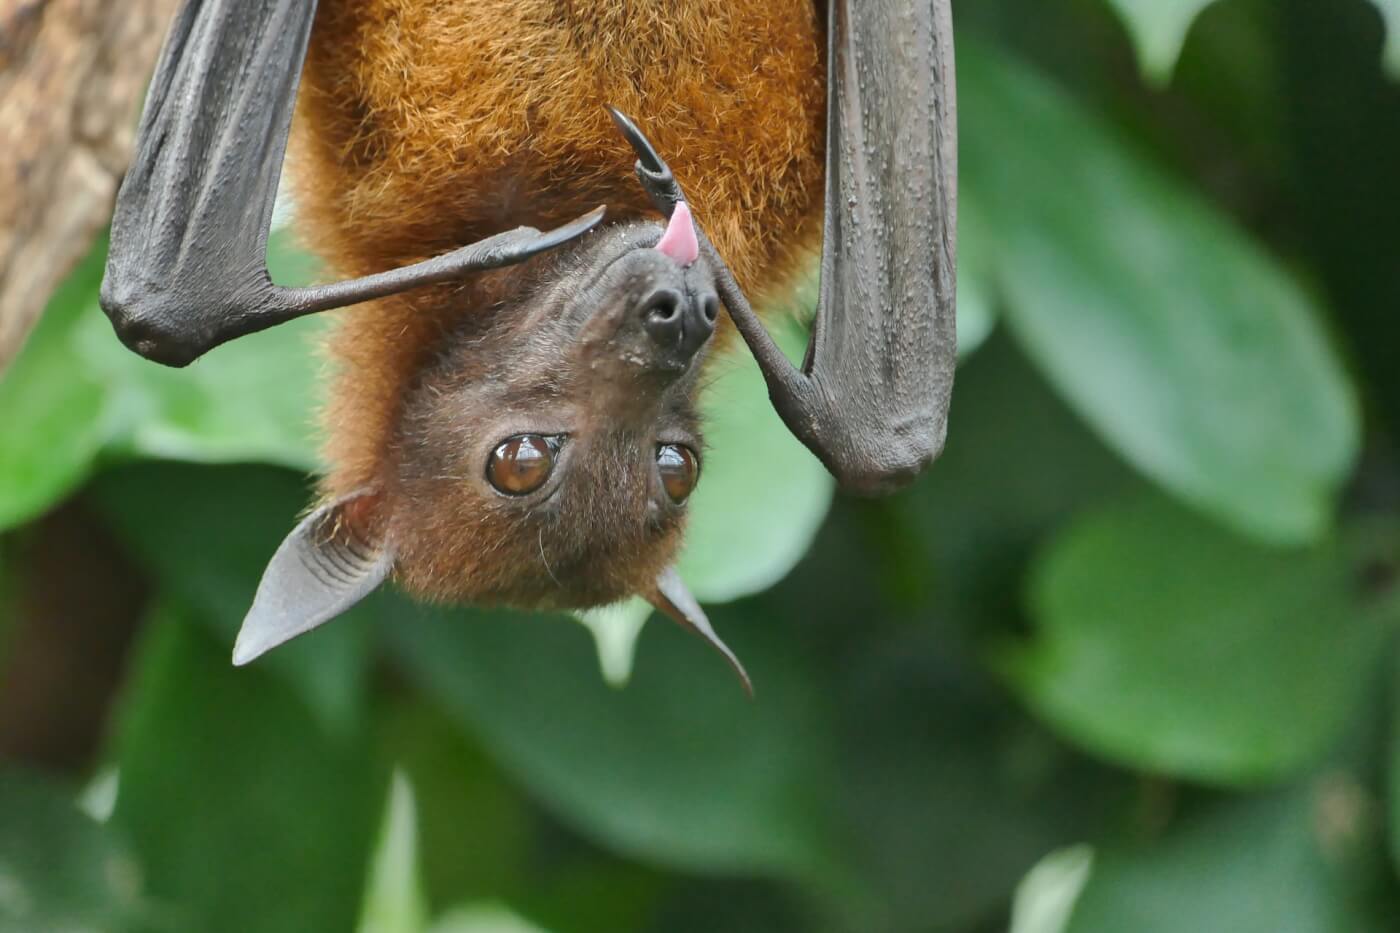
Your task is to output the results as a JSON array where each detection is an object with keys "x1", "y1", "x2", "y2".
[
  {"x1": 701, "y1": 294, "x2": 720, "y2": 326},
  {"x1": 646, "y1": 293, "x2": 680, "y2": 322},
  {"x1": 641, "y1": 287, "x2": 685, "y2": 346}
]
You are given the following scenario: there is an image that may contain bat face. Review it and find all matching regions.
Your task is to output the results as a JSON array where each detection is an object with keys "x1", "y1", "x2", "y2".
[{"x1": 383, "y1": 212, "x2": 720, "y2": 610}]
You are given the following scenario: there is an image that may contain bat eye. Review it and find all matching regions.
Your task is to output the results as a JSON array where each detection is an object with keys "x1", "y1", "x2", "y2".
[
  {"x1": 656, "y1": 444, "x2": 699, "y2": 504},
  {"x1": 488, "y1": 435, "x2": 558, "y2": 495}
]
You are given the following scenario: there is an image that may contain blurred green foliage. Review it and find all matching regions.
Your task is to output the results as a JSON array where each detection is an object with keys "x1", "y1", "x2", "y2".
[{"x1": 3, "y1": 1, "x2": 1400, "y2": 931}]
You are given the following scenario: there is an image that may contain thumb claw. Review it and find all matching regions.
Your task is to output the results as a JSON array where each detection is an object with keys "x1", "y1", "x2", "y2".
[{"x1": 540, "y1": 205, "x2": 607, "y2": 247}]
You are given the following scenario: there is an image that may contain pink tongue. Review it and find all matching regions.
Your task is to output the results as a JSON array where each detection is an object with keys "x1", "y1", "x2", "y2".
[{"x1": 655, "y1": 201, "x2": 699, "y2": 267}]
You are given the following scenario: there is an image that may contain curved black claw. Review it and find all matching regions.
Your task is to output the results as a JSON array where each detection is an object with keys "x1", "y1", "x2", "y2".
[
  {"x1": 514, "y1": 205, "x2": 610, "y2": 257},
  {"x1": 452, "y1": 205, "x2": 609, "y2": 270},
  {"x1": 606, "y1": 106, "x2": 685, "y2": 215}
]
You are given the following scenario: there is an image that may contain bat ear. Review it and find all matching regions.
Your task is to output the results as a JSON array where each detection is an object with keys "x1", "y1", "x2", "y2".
[
  {"x1": 232, "y1": 489, "x2": 392, "y2": 666},
  {"x1": 646, "y1": 567, "x2": 753, "y2": 696}
]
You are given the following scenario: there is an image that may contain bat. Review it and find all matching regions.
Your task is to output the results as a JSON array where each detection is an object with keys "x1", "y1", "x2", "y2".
[{"x1": 99, "y1": 0, "x2": 957, "y2": 691}]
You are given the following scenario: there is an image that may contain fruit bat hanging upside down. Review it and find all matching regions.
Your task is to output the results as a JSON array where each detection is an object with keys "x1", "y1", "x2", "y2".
[{"x1": 99, "y1": 0, "x2": 957, "y2": 691}]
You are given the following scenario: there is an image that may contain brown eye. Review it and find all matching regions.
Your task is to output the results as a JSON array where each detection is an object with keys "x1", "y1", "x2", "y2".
[
  {"x1": 488, "y1": 435, "x2": 557, "y2": 495},
  {"x1": 656, "y1": 444, "x2": 699, "y2": 504}
]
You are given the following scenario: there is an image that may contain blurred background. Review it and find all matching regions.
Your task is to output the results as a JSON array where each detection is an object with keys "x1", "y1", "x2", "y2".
[{"x1": 2, "y1": 0, "x2": 1400, "y2": 931}]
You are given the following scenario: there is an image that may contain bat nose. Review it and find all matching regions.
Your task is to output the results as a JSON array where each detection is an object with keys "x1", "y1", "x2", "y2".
[{"x1": 640, "y1": 287, "x2": 718, "y2": 363}]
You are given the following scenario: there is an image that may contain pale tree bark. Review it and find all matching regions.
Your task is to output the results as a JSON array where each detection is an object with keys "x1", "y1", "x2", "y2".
[{"x1": 0, "y1": 0, "x2": 177, "y2": 368}]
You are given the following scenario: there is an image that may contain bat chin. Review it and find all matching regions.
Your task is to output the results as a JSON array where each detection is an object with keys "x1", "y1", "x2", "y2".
[
  {"x1": 395, "y1": 553, "x2": 751, "y2": 695},
  {"x1": 395, "y1": 523, "x2": 683, "y2": 618}
]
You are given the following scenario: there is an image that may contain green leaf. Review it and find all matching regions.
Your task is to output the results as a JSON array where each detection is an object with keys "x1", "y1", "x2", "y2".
[
  {"x1": 1004, "y1": 494, "x2": 1394, "y2": 785},
  {"x1": 0, "y1": 231, "x2": 325, "y2": 533},
  {"x1": 112, "y1": 605, "x2": 380, "y2": 933},
  {"x1": 1136, "y1": 0, "x2": 1400, "y2": 84},
  {"x1": 77, "y1": 768, "x2": 121, "y2": 825},
  {"x1": 896, "y1": 333, "x2": 1135, "y2": 635},
  {"x1": 1103, "y1": 0, "x2": 1218, "y2": 86},
  {"x1": 574, "y1": 599, "x2": 653, "y2": 686},
  {"x1": 680, "y1": 323, "x2": 834, "y2": 602},
  {"x1": 1370, "y1": 0, "x2": 1400, "y2": 76},
  {"x1": 74, "y1": 312, "x2": 323, "y2": 471},
  {"x1": 92, "y1": 462, "x2": 370, "y2": 736},
  {"x1": 514, "y1": 861, "x2": 663, "y2": 933},
  {"x1": 0, "y1": 768, "x2": 146, "y2": 933},
  {"x1": 72, "y1": 231, "x2": 324, "y2": 471},
  {"x1": 373, "y1": 701, "x2": 530, "y2": 913},
  {"x1": 1388, "y1": 645, "x2": 1400, "y2": 875},
  {"x1": 957, "y1": 186, "x2": 999, "y2": 358},
  {"x1": 430, "y1": 904, "x2": 553, "y2": 933},
  {"x1": 1011, "y1": 846, "x2": 1095, "y2": 933},
  {"x1": 832, "y1": 620, "x2": 1127, "y2": 932},
  {"x1": 359, "y1": 774, "x2": 430, "y2": 933},
  {"x1": 384, "y1": 600, "x2": 839, "y2": 882},
  {"x1": 960, "y1": 43, "x2": 1359, "y2": 545},
  {"x1": 1067, "y1": 789, "x2": 1368, "y2": 933},
  {"x1": 0, "y1": 237, "x2": 108, "y2": 530}
]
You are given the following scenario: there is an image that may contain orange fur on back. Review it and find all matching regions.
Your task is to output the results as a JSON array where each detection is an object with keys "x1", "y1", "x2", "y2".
[{"x1": 289, "y1": 0, "x2": 827, "y2": 496}]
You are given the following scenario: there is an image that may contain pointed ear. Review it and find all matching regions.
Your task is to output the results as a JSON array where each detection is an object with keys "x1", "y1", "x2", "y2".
[
  {"x1": 233, "y1": 488, "x2": 392, "y2": 666},
  {"x1": 646, "y1": 567, "x2": 753, "y2": 696}
]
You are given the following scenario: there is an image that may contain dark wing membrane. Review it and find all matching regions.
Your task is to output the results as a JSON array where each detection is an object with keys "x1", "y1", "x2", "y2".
[
  {"x1": 802, "y1": 0, "x2": 957, "y2": 493},
  {"x1": 611, "y1": 0, "x2": 957, "y2": 496},
  {"x1": 101, "y1": 0, "x2": 312, "y2": 366},
  {"x1": 101, "y1": 0, "x2": 603, "y2": 367}
]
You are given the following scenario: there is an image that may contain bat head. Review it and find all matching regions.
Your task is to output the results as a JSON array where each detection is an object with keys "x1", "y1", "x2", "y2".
[
  {"x1": 235, "y1": 205, "x2": 751, "y2": 690},
  {"x1": 388, "y1": 205, "x2": 717, "y2": 608}
]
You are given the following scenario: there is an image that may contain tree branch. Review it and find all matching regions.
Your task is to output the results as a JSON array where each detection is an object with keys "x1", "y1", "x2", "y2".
[{"x1": 0, "y1": 0, "x2": 177, "y2": 367}]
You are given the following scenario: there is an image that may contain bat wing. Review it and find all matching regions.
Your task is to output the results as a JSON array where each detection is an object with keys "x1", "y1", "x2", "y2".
[
  {"x1": 101, "y1": 0, "x2": 604, "y2": 368},
  {"x1": 614, "y1": 0, "x2": 957, "y2": 495},
  {"x1": 796, "y1": 0, "x2": 958, "y2": 493}
]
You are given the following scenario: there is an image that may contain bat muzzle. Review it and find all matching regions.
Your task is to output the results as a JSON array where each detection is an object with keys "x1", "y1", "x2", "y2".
[
  {"x1": 638, "y1": 285, "x2": 719, "y2": 367},
  {"x1": 565, "y1": 219, "x2": 720, "y2": 386}
]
